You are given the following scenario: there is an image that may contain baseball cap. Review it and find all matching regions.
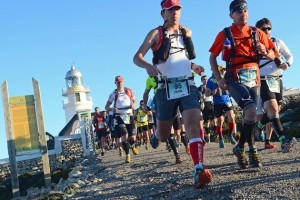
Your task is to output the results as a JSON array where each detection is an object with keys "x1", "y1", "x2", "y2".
[
  {"x1": 218, "y1": 65, "x2": 226, "y2": 71},
  {"x1": 161, "y1": 0, "x2": 181, "y2": 10},
  {"x1": 115, "y1": 75, "x2": 123, "y2": 83},
  {"x1": 229, "y1": 0, "x2": 248, "y2": 14}
]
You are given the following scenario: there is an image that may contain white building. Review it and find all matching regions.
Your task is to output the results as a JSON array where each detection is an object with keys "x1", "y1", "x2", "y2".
[{"x1": 62, "y1": 66, "x2": 93, "y2": 124}]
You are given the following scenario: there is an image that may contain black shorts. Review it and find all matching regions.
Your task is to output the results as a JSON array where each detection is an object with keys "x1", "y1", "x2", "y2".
[
  {"x1": 214, "y1": 103, "x2": 233, "y2": 118},
  {"x1": 114, "y1": 123, "x2": 135, "y2": 137},
  {"x1": 96, "y1": 130, "x2": 110, "y2": 139},
  {"x1": 111, "y1": 130, "x2": 120, "y2": 138},
  {"x1": 137, "y1": 125, "x2": 149, "y2": 134},
  {"x1": 148, "y1": 123, "x2": 155, "y2": 130},
  {"x1": 260, "y1": 79, "x2": 283, "y2": 105},
  {"x1": 202, "y1": 101, "x2": 215, "y2": 123},
  {"x1": 114, "y1": 115, "x2": 136, "y2": 137}
]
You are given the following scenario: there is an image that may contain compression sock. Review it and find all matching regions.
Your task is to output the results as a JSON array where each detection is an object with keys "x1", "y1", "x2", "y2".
[
  {"x1": 181, "y1": 132, "x2": 188, "y2": 147},
  {"x1": 216, "y1": 126, "x2": 223, "y2": 139},
  {"x1": 122, "y1": 141, "x2": 130, "y2": 155},
  {"x1": 270, "y1": 115, "x2": 284, "y2": 138},
  {"x1": 244, "y1": 122, "x2": 256, "y2": 150},
  {"x1": 228, "y1": 122, "x2": 235, "y2": 136},
  {"x1": 189, "y1": 138, "x2": 204, "y2": 167},
  {"x1": 200, "y1": 129, "x2": 205, "y2": 140},
  {"x1": 168, "y1": 134, "x2": 179, "y2": 156},
  {"x1": 238, "y1": 125, "x2": 247, "y2": 149}
]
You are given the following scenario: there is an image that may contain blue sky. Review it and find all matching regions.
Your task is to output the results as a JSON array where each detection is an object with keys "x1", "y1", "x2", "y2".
[{"x1": 0, "y1": 1, "x2": 299, "y2": 159}]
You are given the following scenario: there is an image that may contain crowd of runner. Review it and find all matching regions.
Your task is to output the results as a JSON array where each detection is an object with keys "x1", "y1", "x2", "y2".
[{"x1": 91, "y1": 0, "x2": 297, "y2": 190}]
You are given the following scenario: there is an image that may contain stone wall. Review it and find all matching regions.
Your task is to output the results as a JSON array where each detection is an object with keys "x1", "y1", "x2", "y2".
[{"x1": 0, "y1": 134, "x2": 87, "y2": 182}]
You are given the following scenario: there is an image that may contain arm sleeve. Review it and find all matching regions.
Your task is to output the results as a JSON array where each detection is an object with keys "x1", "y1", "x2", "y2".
[{"x1": 278, "y1": 39, "x2": 293, "y2": 65}]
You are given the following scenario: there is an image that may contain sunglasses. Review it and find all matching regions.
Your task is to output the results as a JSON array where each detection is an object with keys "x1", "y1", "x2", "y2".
[{"x1": 261, "y1": 27, "x2": 271, "y2": 31}]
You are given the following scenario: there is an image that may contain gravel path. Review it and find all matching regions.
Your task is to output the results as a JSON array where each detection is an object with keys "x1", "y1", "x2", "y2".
[{"x1": 69, "y1": 141, "x2": 300, "y2": 200}]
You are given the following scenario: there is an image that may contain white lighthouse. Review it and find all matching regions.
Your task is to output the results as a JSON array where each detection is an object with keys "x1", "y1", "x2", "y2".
[{"x1": 62, "y1": 66, "x2": 93, "y2": 123}]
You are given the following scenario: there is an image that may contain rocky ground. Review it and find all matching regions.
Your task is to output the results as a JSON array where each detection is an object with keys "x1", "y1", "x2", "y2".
[{"x1": 24, "y1": 140, "x2": 299, "y2": 200}]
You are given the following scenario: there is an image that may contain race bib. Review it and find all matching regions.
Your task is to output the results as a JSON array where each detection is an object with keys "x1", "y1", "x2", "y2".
[
  {"x1": 237, "y1": 67, "x2": 257, "y2": 88},
  {"x1": 166, "y1": 76, "x2": 190, "y2": 100},
  {"x1": 148, "y1": 115, "x2": 154, "y2": 123},
  {"x1": 225, "y1": 101, "x2": 233, "y2": 108},
  {"x1": 120, "y1": 114, "x2": 130, "y2": 124},
  {"x1": 139, "y1": 115, "x2": 147, "y2": 123},
  {"x1": 113, "y1": 118, "x2": 118, "y2": 126},
  {"x1": 98, "y1": 122, "x2": 106, "y2": 129},
  {"x1": 266, "y1": 77, "x2": 280, "y2": 93}
]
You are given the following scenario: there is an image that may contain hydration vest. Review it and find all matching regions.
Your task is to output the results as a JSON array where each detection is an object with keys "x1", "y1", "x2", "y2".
[
  {"x1": 223, "y1": 26, "x2": 260, "y2": 69},
  {"x1": 113, "y1": 87, "x2": 133, "y2": 109},
  {"x1": 152, "y1": 25, "x2": 196, "y2": 65}
]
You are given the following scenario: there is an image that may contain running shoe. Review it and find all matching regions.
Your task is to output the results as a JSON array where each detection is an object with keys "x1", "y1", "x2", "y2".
[
  {"x1": 229, "y1": 135, "x2": 237, "y2": 145},
  {"x1": 101, "y1": 152, "x2": 105, "y2": 156},
  {"x1": 150, "y1": 134, "x2": 160, "y2": 149},
  {"x1": 132, "y1": 146, "x2": 139, "y2": 155},
  {"x1": 233, "y1": 145, "x2": 248, "y2": 169},
  {"x1": 248, "y1": 148, "x2": 262, "y2": 168},
  {"x1": 175, "y1": 154, "x2": 183, "y2": 164},
  {"x1": 281, "y1": 137, "x2": 297, "y2": 153},
  {"x1": 265, "y1": 143, "x2": 276, "y2": 149},
  {"x1": 125, "y1": 155, "x2": 131, "y2": 163},
  {"x1": 145, "y1": 145, "x2": 148, "y2": 150},
  {"x1": 194, "y1": 167, "x2": 212, "y2": 189},
  {"x1": 219, "y1": 139, "x2": 225, "y2": 148}
]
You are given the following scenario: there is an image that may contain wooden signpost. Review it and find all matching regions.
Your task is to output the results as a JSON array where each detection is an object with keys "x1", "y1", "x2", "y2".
[
  {"x1": 1, "y1": 80, "x2": 20, "y2": 198},
  {"x1": 1, "y1": 78, "x2": 52, "y2": 198}
]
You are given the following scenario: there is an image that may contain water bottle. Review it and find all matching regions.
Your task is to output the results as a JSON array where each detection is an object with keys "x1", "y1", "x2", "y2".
[{"x1": 222, "y1": 38, "x2": 231, "y2": 62}]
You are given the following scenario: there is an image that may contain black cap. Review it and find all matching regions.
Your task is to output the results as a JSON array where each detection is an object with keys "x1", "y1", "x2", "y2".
[{"x1": 230, "y1": 0, "x2": 248, "y2": 14}]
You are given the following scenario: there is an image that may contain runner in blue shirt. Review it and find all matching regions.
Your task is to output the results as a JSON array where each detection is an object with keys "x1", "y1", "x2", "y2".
[{"x1": 206, "y1": 65, "x2": 238, "y2": 148}]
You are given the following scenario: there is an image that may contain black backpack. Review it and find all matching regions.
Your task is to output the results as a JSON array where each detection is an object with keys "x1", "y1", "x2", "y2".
[{"x1": 223, "y1": 26, "x2": 260, "y2": 69}]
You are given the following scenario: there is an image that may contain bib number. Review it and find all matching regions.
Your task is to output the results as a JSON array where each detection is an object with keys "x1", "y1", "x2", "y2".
[
  {"x1": 98, "y1": 122, "x2": 106, "y2": 129},
  {"x1": 237, "y1": 67, "x2": 257, "y2": 88},
  {"x1": 266, "y1": 77, "x2": 280, "y2": 93},
  {"x1": 225, "y1": 101, "x2": 233, "y2": 108},
  {"x1": 166, "y1": 76, "x2": 190, "y2": 100},
  {"x1": 148, "y1": 115, "x2": 154, "y2": 123},
  {"x1": 120, "y1": 114, "x2": 130, "y2": 124},
  {"x1": 139, "y1": 115, "x2": 147, "y2": 123}
]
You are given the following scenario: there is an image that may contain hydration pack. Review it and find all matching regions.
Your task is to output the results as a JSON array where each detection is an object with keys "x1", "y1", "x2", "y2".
[
  {"x1": 223, "y1": 26, "x2": 260, "y2": 69},
  {"x1": 152, "y1": 26, "x2": 196, "y2": 65},
  {"x1": 113, "y1": 87, "x2": 133, "y2": 109}
]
